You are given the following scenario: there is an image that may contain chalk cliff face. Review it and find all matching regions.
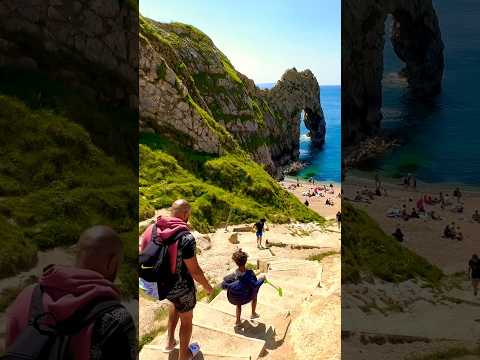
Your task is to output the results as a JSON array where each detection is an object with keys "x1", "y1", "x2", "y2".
[
  {"x1": 139, "y1": 18, "x2": 325, "y2": 176},
  {"x1": 342, "y1": 0, "x2": 444, "y2": 146}
]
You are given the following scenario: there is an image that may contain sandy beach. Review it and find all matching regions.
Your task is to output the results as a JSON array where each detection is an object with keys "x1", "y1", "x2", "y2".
[
  {"x1": 281, "y1": 177, "x2": 341, "y2": 220},
  {"x1": 343, "y1": 174, "x2": 480, "y2": 274}
]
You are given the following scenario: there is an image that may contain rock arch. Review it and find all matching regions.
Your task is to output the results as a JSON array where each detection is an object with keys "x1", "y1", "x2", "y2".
[
  {"x1": 343, "y1": 0, "x2": 444, "y2": 146},
  {"x1": 262, "y1": 68, "x2": 326, "y2": 167}
]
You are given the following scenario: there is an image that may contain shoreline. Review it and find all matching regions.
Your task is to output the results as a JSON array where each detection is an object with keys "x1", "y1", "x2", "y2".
[
  {"x1": 343, "y1": 172, "x2": 480, "y2": 274},
  {"x1": 348, "y1": 169, "x2": 480, "y2": 195}
]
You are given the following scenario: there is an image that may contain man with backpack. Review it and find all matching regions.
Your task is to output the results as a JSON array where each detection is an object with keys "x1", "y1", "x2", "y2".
[
  {"x1": 139, "y1": 199, "x2": 213, "y2": 360},
  {"x1": 4, "y1": 225, "x2": 136, "y2": 360}
]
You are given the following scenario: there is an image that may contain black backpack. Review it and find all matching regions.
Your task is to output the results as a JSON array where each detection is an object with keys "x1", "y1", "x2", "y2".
[
  {"x1": 139, "y1": 224, "x2": 188, "y2": 299},
  {"x1": 2, "y1": 284, "x2": 122, "y2": 360}
]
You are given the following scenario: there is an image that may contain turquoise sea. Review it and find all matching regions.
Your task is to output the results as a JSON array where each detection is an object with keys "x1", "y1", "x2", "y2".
[
  {"x1": 370, "y1": 0, "x2": 480, "y2": 185},
  {"x1": 258, "y1": 84, "x2": 341, "y2": 182}
]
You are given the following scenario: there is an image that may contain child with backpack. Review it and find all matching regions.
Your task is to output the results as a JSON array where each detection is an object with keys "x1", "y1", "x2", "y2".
[{"x1": 221, "y1": 250, "x2": 266, "y2": 328}]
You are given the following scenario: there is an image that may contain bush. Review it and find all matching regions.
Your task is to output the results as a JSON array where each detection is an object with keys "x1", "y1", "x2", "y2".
[{"x1": 139, "y1": 136, "x2": 323, "y2": 233}]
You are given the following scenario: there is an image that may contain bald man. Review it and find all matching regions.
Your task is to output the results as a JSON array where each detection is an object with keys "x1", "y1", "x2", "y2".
[
  {"x1": 140, "y1": 199, "x2": 213, "y2": 360},
  {"x1": 5, "y1": 226, "x2": 136, "y2": 360}
]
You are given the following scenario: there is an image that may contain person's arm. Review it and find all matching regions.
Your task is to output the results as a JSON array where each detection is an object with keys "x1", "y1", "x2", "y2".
[{"x1": 184, "y1": 256, "x2": 213, "y2": 294}]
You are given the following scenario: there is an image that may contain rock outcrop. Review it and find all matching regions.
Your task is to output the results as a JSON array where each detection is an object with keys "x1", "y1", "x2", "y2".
[
  {"x1": 139, "y1": 18, "x2": 325, "y2": 176},
  {"x1": 0, "y1": 0, "x2": 138, "y2": 107},
  {"x1": 342, "y1": 0, "x2": 444, "y2": 146}
]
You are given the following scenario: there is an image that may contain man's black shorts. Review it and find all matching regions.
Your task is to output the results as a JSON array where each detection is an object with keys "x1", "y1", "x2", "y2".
[{"x1": 168, "y1": 288, "x2": 196, "y2": 313}]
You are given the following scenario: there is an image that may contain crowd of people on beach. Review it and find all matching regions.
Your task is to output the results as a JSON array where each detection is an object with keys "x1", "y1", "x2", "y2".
[
  {"x1": 285, "y1": 177, "x2": 339, "y2": 208},
  {"x1": 346, "y1": 173, "x2": 480, "y2": 246}
]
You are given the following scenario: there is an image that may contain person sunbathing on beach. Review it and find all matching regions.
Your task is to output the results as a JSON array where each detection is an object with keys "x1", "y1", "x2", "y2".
[
  {"x1": 392, "y1": 227, "x2": 405, "y2": 242},
  {"x1": 221, "y1": 250, "x2": 266, "y2": 329},
  {"x1": 456, "y1": 227, "x2": 464, "y2": 241},
  {"x1": 410, "y1": 208, "x2": 419, "y2": 219},
  {"x1": 429, "y1": 210, "x2": 442, "y2": 221},
  {"x1": 444, "y1": 222, "x2": 457, "y2": 239},
  {"x1": 453, "y1": 187, "x2": 462, "y2": 203},
  {"x1": 444, "y1": 224, "x2": 453, "y2": 238},
  {"x1": 472, "y1": 210, "x2": 480, "y2": 223},
  {"x1": 440, "y1": 192, "x2": 446, "y2": 209},
  {"x1": 416, "y1": 198, "x2": 425, "y2": 213}
]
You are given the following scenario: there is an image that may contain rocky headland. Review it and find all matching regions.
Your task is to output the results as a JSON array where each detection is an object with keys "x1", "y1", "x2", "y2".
[
  {"x1": 342, "y1": 0, "x2": 444, "y2": 152},
  {"x1": 139, "y1": 17, "x2": 325, "y2": 177}
]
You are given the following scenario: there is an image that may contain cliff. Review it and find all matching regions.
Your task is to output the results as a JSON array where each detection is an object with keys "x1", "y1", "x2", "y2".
[
  {"x1": 342, "y1": 0, "x2": 444, "y2": 147},
  {"x1": 139, "y1": 17, "x2": 325, "y2": 176}
]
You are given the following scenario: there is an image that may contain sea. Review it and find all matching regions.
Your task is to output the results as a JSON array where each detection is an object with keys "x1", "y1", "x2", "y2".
[
  {"x1": 257, "y1": 83, "x2": 341, "y2": 183},
  {"x1": 368, "y1": 0, "x2": 480, "y2": 185}
]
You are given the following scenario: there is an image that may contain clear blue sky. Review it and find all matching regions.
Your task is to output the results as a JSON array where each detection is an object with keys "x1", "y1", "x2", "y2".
[{"x1": 140, "y1": 0, "x2": 340, "y2": 85}]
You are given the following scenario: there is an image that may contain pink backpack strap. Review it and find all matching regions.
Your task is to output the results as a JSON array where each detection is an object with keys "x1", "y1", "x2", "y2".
[{"x1": 139, "y1": 224, "x2": 154, "y2": 253}]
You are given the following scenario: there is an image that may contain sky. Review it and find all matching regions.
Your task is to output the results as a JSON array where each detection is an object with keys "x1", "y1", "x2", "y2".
[{"x1": 140, "y1": 0, "x2": 341, "y2": 85}]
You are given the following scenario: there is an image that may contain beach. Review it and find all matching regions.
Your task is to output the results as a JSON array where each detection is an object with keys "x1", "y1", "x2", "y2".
[
  {"x1": 343, "y1": 173, "x2": 480, "y2": 274},
  {"x1": 281, "y1": 177, "x2": 341, "y2": 220}
]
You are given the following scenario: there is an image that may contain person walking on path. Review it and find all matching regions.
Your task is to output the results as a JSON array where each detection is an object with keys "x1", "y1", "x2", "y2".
[
  {"x1": 221, "y1": 250, "x2": 266, "y2": 329},
  {"x1": 5, "y1": 226, "x2": 137, "y2": 360},
  {"x1": 468, "y1": 254, "x2": 480, "y2": 296},
  {"x1": 139, "y1": 199, "x2": 213, "y2": 360},
  {"x1": 254, "y1": 219, "x2": 267, "y2": 249}
]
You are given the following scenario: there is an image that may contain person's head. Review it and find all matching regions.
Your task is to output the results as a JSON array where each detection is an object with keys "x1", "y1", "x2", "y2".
[
  {"x1": 232, "y1": 249, "x2": 249, "y2": 268},
  {"x1": 261, "y1": 218, "x2": 266, "y2": 223},
  {"x1": 473, "y1": 254, "x2": 478, "y2": 260},
  {"x1": 75, "y1": 225, "x2": 123, "y2": 282},
  {"x1": 171, "y1": 199, "x2": 191, "y2": 222}
]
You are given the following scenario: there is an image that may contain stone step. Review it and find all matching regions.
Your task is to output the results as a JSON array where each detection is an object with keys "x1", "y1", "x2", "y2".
[
  {"x1": 193, "y1": 302, "x2": 276, "y2": 344},
  {"x1": 140, "y1": 322, "x2": 265, "y2": 360},
  {"x1": 258, "y1": 282, "x2": 311, "y2": 309},
  {"x1": 267, "y1": 263, "x2": 322, "y2": 281},
  {"x1": 209, "y1": 291, "x2": 291, "y2": 337}
]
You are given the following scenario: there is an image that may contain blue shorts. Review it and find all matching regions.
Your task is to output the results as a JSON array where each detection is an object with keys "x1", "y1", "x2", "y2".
[{"x1": 256, "y1": 231, "x2": 263, "y2": 237}]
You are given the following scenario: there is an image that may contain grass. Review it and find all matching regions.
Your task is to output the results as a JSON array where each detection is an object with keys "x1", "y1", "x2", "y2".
[
  {"x1": 0, "y1": 96, "x2": 137, "y2": 249},
  {"x1": 0, "y1": 67, "x2": 138, "y2": 167},
  {"x1": 342, "y1": 203, "x2": 443, "y2": 284},
  {"x1": 0, "y1": 275, "x2": 38, "y2": 312},
  {"x1": 0, "y1": 94, "x2": 137, "y2": 299},
  {"x1": 197, "y1": 285, "x2": 222, "y2": 303},
  {"x1": 0, "y1": 215, "x2": 37, "y2": 279},
  {"x1": 307, "y1": 251, "x2": 340, "y2": 263},
  {"x1": 140, "y1": 134, "x2": 323, "y2": 233},
  {"x1": 138, "y1": 307, "x2": 169, "y2": 351},
  {"x1": 406, "y1": 346, "x2": 480, "y2": 360}
]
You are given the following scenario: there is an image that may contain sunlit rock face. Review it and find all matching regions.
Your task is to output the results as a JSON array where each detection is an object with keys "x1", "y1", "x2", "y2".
[{"x1": 139, "y1": 19, "x2": 325, "y2": 176}]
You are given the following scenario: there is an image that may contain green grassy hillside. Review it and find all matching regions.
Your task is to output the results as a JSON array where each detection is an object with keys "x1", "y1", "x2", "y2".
[
  {"x1": 0, "y1": 95, "x2": 137, "y2": 297},
  {"x1": 140, "y1": 133, "x2": 322, "y2": 233},
  {"x1": 342, "y1": 202, "x2": 443, "y2": 284}
]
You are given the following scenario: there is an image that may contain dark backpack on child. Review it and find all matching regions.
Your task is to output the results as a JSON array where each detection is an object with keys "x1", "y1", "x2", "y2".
[
  {"x1": 2, "y1": 284, "x2": 122, "y2": 360},
  {"x1": 139, "y1": 224, "x2": 188, "y2": 300}
]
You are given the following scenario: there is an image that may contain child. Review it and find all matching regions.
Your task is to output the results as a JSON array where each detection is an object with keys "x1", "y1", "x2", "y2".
[{"x1": 221, "y1": 250, "x2": 266, "y2": 328}]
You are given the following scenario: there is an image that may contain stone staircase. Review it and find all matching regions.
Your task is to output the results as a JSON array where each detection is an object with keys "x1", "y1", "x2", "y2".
[{"x1": 140, "y1": 256, "x2": 323, "y2": 359}]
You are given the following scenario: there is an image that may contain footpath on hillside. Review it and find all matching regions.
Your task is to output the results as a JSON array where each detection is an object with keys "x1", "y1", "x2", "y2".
[{"x1": 139, "y1": 203, "x2": 341, "y2": 360}]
